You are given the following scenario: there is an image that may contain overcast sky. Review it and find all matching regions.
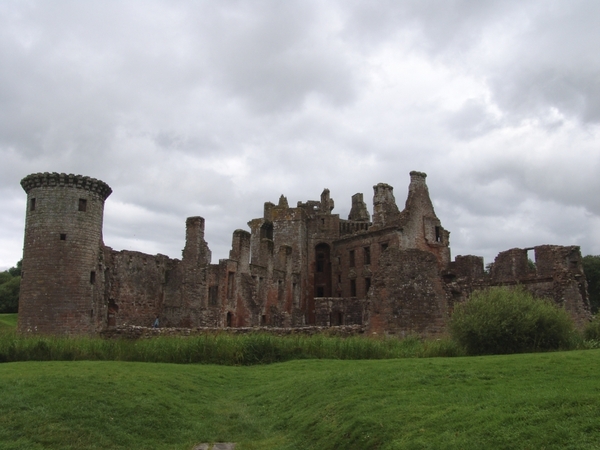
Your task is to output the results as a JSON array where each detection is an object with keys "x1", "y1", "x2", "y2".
[{"x1": 1, "y1": 0, "x2": 599, "y2": 270}]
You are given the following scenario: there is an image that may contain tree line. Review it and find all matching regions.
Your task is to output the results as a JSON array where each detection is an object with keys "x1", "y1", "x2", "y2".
[
  {"x1": 1, "y1": 256, "x2": 600, "y2": 315},
  {"x1": 0, "y1": 260, "x2": 21, "y2": 313}
]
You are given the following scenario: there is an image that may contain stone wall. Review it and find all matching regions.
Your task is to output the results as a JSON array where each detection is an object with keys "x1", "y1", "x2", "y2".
[
  {"x1": 103, "y1": 249, "x2": 176, "y2": 329},
  {"x1": 314, "y1": 297, "x2": 367, "y2": 326},
  {"x1": 368, "y1": 248, "x2": 448, "y2": 336},
  {"x1": 101, "y1": 324, "x2": 366, "y2": 339}
]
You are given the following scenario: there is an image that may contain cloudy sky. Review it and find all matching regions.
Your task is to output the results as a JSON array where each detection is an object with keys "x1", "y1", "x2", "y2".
[{"x1": 1, "y1": 0, "x2": 599, "y2": 270}]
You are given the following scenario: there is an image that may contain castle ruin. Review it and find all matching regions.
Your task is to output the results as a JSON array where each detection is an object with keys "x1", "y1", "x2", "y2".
[{"x1": 17, "y1": 171, "x2": 591, "y2": 336}]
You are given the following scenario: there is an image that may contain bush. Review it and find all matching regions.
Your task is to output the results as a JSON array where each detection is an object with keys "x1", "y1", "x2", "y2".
[
  {"x1": 449, "y1": 287, "x2": 575, "y2": 355},
  {"x1": 582, "y1": 255, "x2": 600, "y2": 314},
  {"x1": 583, "y1": 316, "x2": 600, "y2": 341},
  {"x1": 0, "y1": 276, "x2": 19, "y2": 313}
]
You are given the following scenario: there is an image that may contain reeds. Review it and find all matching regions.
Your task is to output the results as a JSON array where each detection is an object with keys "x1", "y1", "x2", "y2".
[{"x1": 0, "y1": 331, "x2": 465, "y2": 365}]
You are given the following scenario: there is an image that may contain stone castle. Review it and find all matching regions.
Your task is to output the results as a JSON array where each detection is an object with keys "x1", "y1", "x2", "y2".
[{"x1": 17, "y1": 171, "x2": 591, "y2": 336}]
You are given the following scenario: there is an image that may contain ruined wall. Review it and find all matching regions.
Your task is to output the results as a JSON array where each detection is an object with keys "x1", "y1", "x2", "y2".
[
  {"x1": 103, "y1": 249, "x2": 176, "y2": 328},
  {"x1": 444, "y1": 245, "x2": 591, "y2": 327},
  {"x1": 368, "y1": 248, "x2": 448, "y2": 336},
  {"x1": 333, "y1": 228, "x2": 400, "y2": 300},
  {"x1": 18, "y1": 171, "x2": 591, "y2": 337},
  {"x1": 314, "y1": 297, "x2": 367, "y2": 326},
  {"x1": 489, "y1": 245, "x2": 590, "y2": 326}
]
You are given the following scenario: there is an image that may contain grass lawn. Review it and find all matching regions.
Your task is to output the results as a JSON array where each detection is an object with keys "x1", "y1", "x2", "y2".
[
  {"x1": 0, "y1": 313, "x2": 17, "y2": 329},
  {"x1": 1, "y1": 350, "x2": 600, "y2": 449}
]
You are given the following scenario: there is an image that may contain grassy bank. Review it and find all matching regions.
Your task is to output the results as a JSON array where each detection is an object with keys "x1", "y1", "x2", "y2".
[{"x1": 2, "y1": 350, "x2": 600, "y2": 449}]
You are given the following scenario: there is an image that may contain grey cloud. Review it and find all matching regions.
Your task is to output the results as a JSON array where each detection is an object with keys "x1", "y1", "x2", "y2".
[
  {"x1": 486, "y1": 2, "x2": 600, "y2": 123},
  {"x1": 445, "y1": 98, "x2": 501, "y2": 139},
  {"x1": 1, "y1": 0, "x2": 600, "y2": 270},
  {"x1": 196, "y1": 1, "x2": 359, "y2": 113},
  {"x1": 344, "y1": 1, "x2": 600, "y2": 124}
]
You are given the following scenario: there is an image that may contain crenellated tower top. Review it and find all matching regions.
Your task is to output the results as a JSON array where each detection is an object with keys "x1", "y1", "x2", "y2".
[{"x1": 21, "y1": 172, "x2": 112, "y2": 201}]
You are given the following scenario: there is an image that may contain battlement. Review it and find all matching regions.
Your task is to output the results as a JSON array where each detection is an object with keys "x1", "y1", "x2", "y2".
[{"x1": 21, "y1": 172, "x2": 112, "y2": 201}]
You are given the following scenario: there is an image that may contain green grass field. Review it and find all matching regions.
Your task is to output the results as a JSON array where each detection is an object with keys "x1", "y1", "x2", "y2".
[
  {"x1": 0, "y1": 313, "x2": 17, "y2": 329},
  {"x1": 2, "y1": 313, "x2": 600, "y2": 449},
  {"x1": 2, "y1": 350, "x2": 600, "y2": 449}
]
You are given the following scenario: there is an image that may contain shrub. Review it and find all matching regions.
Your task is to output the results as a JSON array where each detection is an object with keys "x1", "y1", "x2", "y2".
[
  {"x1": 583, "y1": 316, "x2": 600, "y2": 341},
  {"x1": 449, "y1": 287, "x2": 575, "y2": 355},
  {"x1": 0, "y1": 276, "x2": 20, "y2": 313}
]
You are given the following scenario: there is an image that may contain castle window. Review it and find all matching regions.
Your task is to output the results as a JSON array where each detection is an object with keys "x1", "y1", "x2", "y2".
[
  {"x1": 365, "y1": 277, "x2": 371, "y2": 295},
  {"x1": 435, "y1": 226, "x2": 441, "y2": 242},
  {"x1": 349, "y1": 250, "x2": 355, "y2": 267},
  {"x1": 60, "y1": 233, "x2": 67, "y2": 240},
  {"x1": 260, "y1": 222, "x2": 273, "y2": 241},
  {"x1": 381, "y1": 243, "x2": 388, "y2": 252},
  {"x1": 316, "y1": 286, "x2": 325, "y2": 297},
  {"x1": 209, "y1": 286, "x2": 218, "y2": 306},
  {"x1": 78, "y1": 198, "x2": 87, "y2": 212},
  {"x1": 364, "y1": 246, "x2": 371, "y2": 265},
  {"x1": 350, "y1": 279, "x2": 356, "y2": 297},
  {"x1": 30, "y1": 198, "x2": 36, "y2": 211},
  {"x1": 90, "y1": 271, "x2": 96, "y2": 284}
]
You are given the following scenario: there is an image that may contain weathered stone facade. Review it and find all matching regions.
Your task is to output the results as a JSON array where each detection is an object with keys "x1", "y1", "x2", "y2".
[{"x1": 17, "y1": 171, "x2": 591, "y2": 336}]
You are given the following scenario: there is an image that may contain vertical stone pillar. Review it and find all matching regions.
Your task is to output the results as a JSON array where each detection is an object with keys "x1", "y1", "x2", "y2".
[
  {"x1": 372, "y1": 183, "x2": 400, "y2": 228},
  {"x1": 229, "y1": 229, "x2": 251, "y2": 273},
  {"x1": 183, "y1": 216, "x2": 211, "y2": 266}
]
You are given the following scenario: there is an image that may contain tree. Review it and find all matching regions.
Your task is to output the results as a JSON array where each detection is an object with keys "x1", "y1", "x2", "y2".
[
  {"x1": 0, "y1": 260, "x2": 21, "y2": 313},
  {"x1": 7, "y1": 259, "x2": 21, "y2": 277},
  {"x1": 582, "y1": 255, "x2": 600, "y2": 314}
]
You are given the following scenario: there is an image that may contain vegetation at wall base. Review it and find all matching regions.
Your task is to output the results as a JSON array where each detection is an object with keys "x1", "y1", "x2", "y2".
[
  {"x1": 0, "y1": 328, "x2": 467, "y2": 365},
  {"x1": 583, "y1": 315, "x2": 600, "y2": 341},
  {"x1": 449, "y1": 287, "x2": 576, "y2": 355}
]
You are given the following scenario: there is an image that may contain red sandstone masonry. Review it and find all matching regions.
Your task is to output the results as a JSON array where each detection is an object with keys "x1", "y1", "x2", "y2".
[
  {"x1": 18, "y1": 171, "x2": 591, "y2": 336},
  {"x1": 101, "y1": 325, "x2": 366, "y2": 339},
  {"x1": 19, "y1": 173, "x2": 111, "y2": 335}
]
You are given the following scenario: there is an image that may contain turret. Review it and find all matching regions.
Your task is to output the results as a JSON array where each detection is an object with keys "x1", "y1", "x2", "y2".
[{"x1": 18, "y1": 173, "x2": 112, "y2": 335}]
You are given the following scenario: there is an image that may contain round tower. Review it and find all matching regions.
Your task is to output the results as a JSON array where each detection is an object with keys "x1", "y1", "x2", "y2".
[{"x1": 18, "y1": 173, "x2": 112, "y2": 335}]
